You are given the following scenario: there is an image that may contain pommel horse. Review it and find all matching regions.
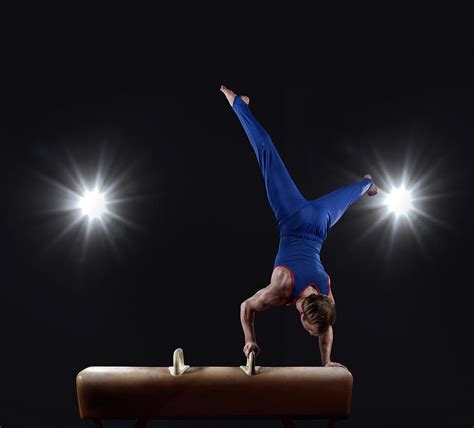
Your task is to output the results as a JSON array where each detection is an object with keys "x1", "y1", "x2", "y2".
[{"x1": 76, "y1": 348, "x2": 353, "y2": 427}]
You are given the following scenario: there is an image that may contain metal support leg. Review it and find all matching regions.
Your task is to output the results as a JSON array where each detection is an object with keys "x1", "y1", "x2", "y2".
[
  {"x1": 93, "y1": 419, "x2": 103, "y2": 428},
  {"x1": 281, "y1": 416, "x2": 295, "y2": 427},
  {"x1": 327, "y1": 416, "x2": 337, "y2": 428},
  {"x1": 135, "y1": 417, "x2": 149, "y2": 428}
]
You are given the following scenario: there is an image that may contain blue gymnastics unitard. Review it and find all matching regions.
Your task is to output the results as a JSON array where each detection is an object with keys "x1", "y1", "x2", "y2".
[{"x1": 232, "y1": 95, "x2": 373, "y2": 305}]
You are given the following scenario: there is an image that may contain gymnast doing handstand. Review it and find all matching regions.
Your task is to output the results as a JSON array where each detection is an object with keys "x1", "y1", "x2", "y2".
[{"x1": 220, "y1": 85, "x2": 378, "y2": 369}]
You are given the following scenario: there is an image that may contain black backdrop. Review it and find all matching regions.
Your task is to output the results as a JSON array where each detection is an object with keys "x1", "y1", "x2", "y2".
[{"x1": 1, "y1": 4, "x2": 473, "y2": 428}]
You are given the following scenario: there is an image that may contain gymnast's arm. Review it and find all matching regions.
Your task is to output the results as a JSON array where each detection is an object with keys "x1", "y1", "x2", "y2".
[
  {"x1": 318, "y1": 325, "x2": 346, "y2": 368},
  {"x1": 240, "y1": 284, "x2": 288, "y2": 356},
  {"x1": 318, "y1": 325, "x2": 335, "y2": 366},
  {"x1": 318, "y1": 290, "x2": 347, "y2": 369}
]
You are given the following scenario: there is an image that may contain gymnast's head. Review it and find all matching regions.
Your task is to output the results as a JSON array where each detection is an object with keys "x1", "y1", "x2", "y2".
[{"x1": 299, "y1": 294, "x2": 336, "y2": 337}]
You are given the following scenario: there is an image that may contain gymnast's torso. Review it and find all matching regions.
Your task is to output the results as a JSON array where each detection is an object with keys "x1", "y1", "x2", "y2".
[{"x1": 273, "y1": 200, "x2": 332, "y2": 305}]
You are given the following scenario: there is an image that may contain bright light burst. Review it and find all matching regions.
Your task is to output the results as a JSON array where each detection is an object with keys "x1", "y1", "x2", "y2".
[
  {"x1": 79, "y1": 189, "x2": 106, "y2": 219},
  {"x1": 33, "y1": 142, "x2": 143, "y2": 260},
  {"x1": 341, "y1": 142, "x2": 452, "y2": 260},
  {"x1": 385, "y1": 186, "x2": 412, "y2": 216}
]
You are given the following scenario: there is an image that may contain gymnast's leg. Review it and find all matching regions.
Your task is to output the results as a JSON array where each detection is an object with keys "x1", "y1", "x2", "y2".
[
  {"x1": 311, "y1": 175, "x2": 377, "y2": 229},
  {"x1": 220, "y1": 85, "x2": 307, "y2": 222}
]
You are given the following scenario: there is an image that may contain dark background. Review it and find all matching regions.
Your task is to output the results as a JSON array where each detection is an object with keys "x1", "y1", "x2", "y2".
[{"x1": 1, "y1": 4, "x2": 473, "y2": 428}]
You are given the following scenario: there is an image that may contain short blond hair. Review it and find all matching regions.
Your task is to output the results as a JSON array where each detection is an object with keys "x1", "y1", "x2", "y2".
[{"x1": 302, "y1": 294, "x2": 336, "y2": 334}]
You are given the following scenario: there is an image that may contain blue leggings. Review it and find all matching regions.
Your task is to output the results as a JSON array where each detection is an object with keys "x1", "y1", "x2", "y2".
[{"x1": 232, "y1": 95, "x2": 373, "y2": 240}]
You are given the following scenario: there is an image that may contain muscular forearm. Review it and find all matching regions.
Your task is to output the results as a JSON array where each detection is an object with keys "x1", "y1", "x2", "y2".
[
  {"x1": 240, "y1": 301, "x2": 257, "y2": 343},
  {"x1": 318, "y1": 325, "x2": 334, "y2": 365}
]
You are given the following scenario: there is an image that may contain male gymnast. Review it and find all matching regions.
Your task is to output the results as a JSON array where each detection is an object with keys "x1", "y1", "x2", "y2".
[{"x1": 220, "y1": 85, "x2": 377, "y2": 369}]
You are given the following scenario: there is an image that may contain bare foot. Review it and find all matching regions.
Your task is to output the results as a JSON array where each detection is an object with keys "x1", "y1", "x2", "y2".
[
  {"x1": 364, "y1": 174, "x2": 378, "y2": 196},
  {"x1": 220, "y1": 85, "x2": 250, "y2": 107}
]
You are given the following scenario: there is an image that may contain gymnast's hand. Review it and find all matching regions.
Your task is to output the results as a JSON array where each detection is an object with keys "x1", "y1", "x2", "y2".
[
  {"x1": 243, "y1": 341, "x2": 261, "y2": 358},
  {"x1": 324, "y1": 361, "x2": 348, "y2": 369}
]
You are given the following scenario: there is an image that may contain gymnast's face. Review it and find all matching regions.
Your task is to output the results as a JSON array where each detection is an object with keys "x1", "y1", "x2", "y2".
[{"x1": 300, "y1": 312, "x2": 320, "y2": 337}]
